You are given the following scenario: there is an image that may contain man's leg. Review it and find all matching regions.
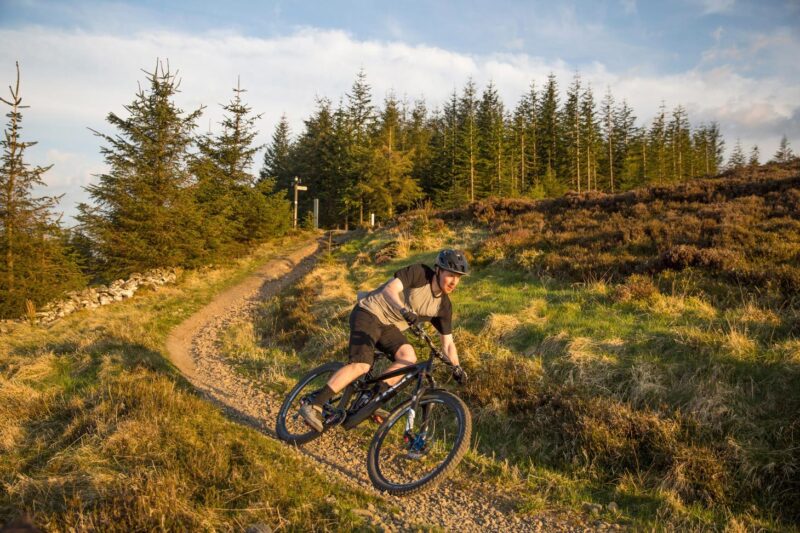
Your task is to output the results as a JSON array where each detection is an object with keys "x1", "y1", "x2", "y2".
[
  {"x1": 382, "y1": 344, "x2": 417, "y2": 387},
  {"x1": 300, "y1": 362, "x2": 371, "y2": 432},
  {"x1": 300, "y1": 307, "x2": 377, "y2": 431},
  {"x1": 326, "y1": 362, "x2": 371, "y2": 392}
]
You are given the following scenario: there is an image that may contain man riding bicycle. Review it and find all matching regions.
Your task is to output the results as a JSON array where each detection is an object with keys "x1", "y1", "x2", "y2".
[{"x1": 300, "y1": 249, "x2": 469, "y2": 432}]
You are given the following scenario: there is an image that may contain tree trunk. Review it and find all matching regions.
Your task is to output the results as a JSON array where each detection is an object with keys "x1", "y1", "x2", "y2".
[
  {"x1": 520, "y1": 133, "x2": 526, "y2": 193},
  {"x1": 642, "y1": 142, "x2": 647, "y2": 183},
  {"x1": 609, "y1": 140, "x2": 614, "y2": 193},
  {"x1": 575, "y1": 109, "x2": 581, "y2": 193}
]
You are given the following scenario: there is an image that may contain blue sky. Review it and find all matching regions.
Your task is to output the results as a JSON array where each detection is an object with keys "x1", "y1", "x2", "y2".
[{"x1": 1, "y1": 0, "x2": 798, "y2": 222}]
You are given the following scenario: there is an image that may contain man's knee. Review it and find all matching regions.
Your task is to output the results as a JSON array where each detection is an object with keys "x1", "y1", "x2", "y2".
[
  {"x1": 350, "y1": 362, "x2": 371, "y2": 375},
  {"x1": 394, "y1": 344, "x2": 417, "y2": 364}
]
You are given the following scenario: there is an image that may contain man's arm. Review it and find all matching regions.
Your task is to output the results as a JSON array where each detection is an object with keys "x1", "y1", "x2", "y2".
[
  {"x1": 440, "y1": 333, "x2": 460, "y2": 367},
  {"x1": 380, "y1": 278, "x2": 408, "y2": 313}
]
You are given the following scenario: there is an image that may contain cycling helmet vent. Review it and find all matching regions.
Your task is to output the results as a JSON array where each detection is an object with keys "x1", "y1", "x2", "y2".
[{"x1": 435, "y1": 249, "x2": 469, "y2": 275}]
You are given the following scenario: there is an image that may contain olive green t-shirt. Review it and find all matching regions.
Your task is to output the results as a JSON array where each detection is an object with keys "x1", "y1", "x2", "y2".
[{"x1": 358, "y1": 264, "x2": 453, "y2": 335}]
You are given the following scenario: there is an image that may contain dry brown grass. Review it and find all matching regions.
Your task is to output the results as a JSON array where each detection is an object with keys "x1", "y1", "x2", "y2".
[
  {"x1": 481, "y1": 313, "x2": 522, "y2": 343},
  {"x1": 519, "y1": 298, "x2": 548, "y2": 325},
  {"x1": 777, "y1": 339, "x2": 800, "y2": 363},
  {"x1": 1, "y1": 234, "x2": 382, "y2": 531},
  {"x1": 218, "y1": 317, "x2": 293, "y2": 387},
  {"x1": 274, "y1": 260, "x2": 354, "y2": 366},
  {"x1": 626, "y1": 360, "x2": 666, "y2": 407},
  {"x1": 3, "y1": 366, "x2": 375, "y2": 530},
  {"x1": 529, "y1": 330, "x2": 570, "y2": 358}
]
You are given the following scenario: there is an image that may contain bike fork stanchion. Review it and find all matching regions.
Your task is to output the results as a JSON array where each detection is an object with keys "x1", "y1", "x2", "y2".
[{"x1": 404, "y1": 408, "x2": 416, "y2": 433}]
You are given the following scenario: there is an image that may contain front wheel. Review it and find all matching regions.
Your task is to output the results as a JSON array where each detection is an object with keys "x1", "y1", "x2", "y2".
[
  {"x1": 276, "y1": 361, "x2": 344, "y2": 445},
  {"x1": 366, "y1": 390, "x2": 471, "y2": 496}
]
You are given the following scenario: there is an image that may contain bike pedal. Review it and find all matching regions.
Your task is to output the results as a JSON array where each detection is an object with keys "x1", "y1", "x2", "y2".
[{"x1": 370, "y1": 414, "x2": 385, "y2": 424}]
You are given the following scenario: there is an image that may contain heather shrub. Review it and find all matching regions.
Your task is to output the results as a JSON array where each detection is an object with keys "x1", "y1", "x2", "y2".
[
  {"x1": 449, "y1": 161, "x2": 800, "y2": 307},
  {"x1": 613, "y1": 274, "x2": 659, "y2": 303}
]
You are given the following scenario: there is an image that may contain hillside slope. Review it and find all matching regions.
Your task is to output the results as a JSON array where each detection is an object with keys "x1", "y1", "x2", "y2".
[
  {"x1": 451, "y1": 160, "x2": 799, "y2": 308},
  {"x1": 262, "y1": 163, "x2": 798, "y2": 530},
  {"x1": 0, "y1": 235, "x2": 386, "y2": 531}
]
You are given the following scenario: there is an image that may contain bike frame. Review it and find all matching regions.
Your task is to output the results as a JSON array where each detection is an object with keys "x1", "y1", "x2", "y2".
[{"x1": 337, "y1": 324, "x2": 454, "y2": 430}]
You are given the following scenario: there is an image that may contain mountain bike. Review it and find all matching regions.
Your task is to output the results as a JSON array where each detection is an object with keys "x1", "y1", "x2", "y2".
[{"x1": 275, "y1": 324, "x2": 472, "y2": 496}]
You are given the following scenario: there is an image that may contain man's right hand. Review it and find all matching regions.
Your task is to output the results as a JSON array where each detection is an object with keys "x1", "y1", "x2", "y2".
[
  {"x1": 452, "y1": 365, "x2": 467, "y2": 385},
  {"x1": 401, "y1": 308, "x2": 420, "y2": 326}
]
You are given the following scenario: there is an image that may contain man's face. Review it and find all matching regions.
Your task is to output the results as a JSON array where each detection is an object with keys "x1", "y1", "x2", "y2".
[{"x1": 438, "y1": 269, "x2": 462, "y2": 294}]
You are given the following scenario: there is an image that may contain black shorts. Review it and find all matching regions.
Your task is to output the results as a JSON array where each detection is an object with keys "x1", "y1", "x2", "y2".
[{"x1": 348, "y1": 305, "x2": 409, "y2": 365}]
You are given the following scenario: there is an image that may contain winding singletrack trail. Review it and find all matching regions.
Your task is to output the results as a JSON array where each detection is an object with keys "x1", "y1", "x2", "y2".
[{"x1": 165, "y1": 237, "x2": 612, "y2": 532}]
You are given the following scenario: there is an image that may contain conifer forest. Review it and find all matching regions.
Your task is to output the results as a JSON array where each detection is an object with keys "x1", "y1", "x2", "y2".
[{"x1": 2, "y1": 60, "x2": 797, "y2": 319}]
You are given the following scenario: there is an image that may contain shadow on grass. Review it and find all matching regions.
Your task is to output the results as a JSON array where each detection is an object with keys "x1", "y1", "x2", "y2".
[{"x1": 10, "y1": 336, "x2": 189, "y2": 475}]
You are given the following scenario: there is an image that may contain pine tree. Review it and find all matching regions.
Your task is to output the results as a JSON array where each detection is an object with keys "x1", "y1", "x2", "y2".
[
  {"x1": 538, "y1": 74, "x2": 561, "y2": 191},
  {"x1": 426, "y1": 92, "x2": 460, "y2": 205},
  {"x1": 563, "y1": 73, "x2": 583, "y2": 192},
  {"x1": 345, "y1": 69, "x2": 376, "y2": 225},
  {"x1": 580, "y1": 84, "x2": 600, "y2": 191},
  {"x1": 78, "y1": 60, "x2": 204, "y2": 277},
  {"x1": 773, "y1": 134, "x2": 795, "y2": 163},
  {"x1": 290, "y1": 98, "x2": 352, "y2": 228},
  {"x1": 600, "y1": 88, "x2": 616, "y2": 192},
  {"x1": 347, "y1": 69, "x2": 375, "y2": 148},
  {"x1": 668, "y1": 105, "x2": 691, "y2": 181},
  {"x1": 649, "y1": 102, "x2": 668, "y2": 184},
  {"x1": 627, "y1": 129, "x2": 649, "y2": 187},
  {"x1": 748, "y1": 145, "x2": 760, "y2": 167},
  {"x1": 0, "y1": 62, "x2": 84, "y2": 318},
  {"x1": 703, "y1": 122, "x2": 725, "y2": 176},
  {"x1": 728, "y1": 139, "x2": 746, "y2": 170},
  {"x1": 511, "y1": 82, "x2": 538, "y2": 194},
  {"x1": 616, "y1": 100, "x2": 638, "y2": 189},
  {"x1": 691, "y1": 127, "x2": 707, "y2": 178},
  {"x1": 406, "y1": 99, "x2": 433, "y2": 196},
  {"x1": 281, "y1": 71, "x2": 728, "y2": 212},
  {"x1": 194, "y1": 79, "x2": 288, "y2": 253},
  {"x1": 260, "y1": 113, "x2": 293, "y2": 194},
  {"x1": 362, "y1": 94, "x2": 421, "y2": 219},
  {"x1": 456, "y1": 79, "x2": 479, "y2": 203},
  {"x1": 476, "y1": 81, "x2": 505, "y2": 197}
]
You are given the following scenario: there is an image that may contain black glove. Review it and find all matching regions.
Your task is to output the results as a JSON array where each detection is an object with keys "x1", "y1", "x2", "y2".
[
  {"x1": 401, "y1": 308, "x2": 420, "y2": 326},
  {"x1": 452, "y1": 365, "x2": 467, "y2": 385}
]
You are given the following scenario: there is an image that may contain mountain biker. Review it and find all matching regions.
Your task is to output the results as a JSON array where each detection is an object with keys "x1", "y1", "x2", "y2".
[{"x1": 299, "y1": 249, "x2": 469, "y2": 432}]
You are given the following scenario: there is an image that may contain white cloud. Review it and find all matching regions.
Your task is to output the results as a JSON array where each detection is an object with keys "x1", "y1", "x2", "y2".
[
  {"x1": 25, "y1": 149, "x2": 105, "y2": 223},
  {"x1": 1, "y1": 25, "x2": 798, "y2": 223},
  {"x1": 39, "y1": 149, "x2": 103, "y2": 188},
  {"x1": 699, "y1": 26, "x2": 799, "y2": 92}
]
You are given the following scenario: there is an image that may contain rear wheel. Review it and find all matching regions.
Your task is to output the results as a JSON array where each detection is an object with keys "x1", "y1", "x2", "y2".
[
  {"x1": 366, "y1": 390, "x2": 471, "y2": 495},
  {"x1": 276, "y1": 362, "x2": 344, "y2": 445}
]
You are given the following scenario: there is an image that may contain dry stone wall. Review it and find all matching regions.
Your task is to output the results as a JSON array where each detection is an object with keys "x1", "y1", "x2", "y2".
[{"x1": 33, "y1": 268, "x2": 179, "y2": 324}]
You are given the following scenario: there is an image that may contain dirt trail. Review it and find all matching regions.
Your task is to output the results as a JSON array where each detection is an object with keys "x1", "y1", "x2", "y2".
[
  {"x1": 166, "y1": 240, "x2": 320, "y2": 381},
  {"x1": 165, "y1": 237, "x2": 609, "y2": 532}
]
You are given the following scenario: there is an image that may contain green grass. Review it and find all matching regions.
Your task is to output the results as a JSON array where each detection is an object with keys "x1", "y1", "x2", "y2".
[
  {"x1": 245, "y1": 221, "x2": 799, "y2": 532},
  {"x1": 0, "y1": 232, "x2": 393, "y2": 531}
]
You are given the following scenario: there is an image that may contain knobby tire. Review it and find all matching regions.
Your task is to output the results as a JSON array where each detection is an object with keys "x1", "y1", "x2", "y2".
[
  {"x1": 366, "y1": 389, "x2": 472, "y2": 496},
  {"x1": 275, "y1": 361, "x2": 344, "y2": 445}
]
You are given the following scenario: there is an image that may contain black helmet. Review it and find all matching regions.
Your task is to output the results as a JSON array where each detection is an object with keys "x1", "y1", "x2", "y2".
[{"x1": 435, "y1": 249, "x2": 469, "y2": 275}]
